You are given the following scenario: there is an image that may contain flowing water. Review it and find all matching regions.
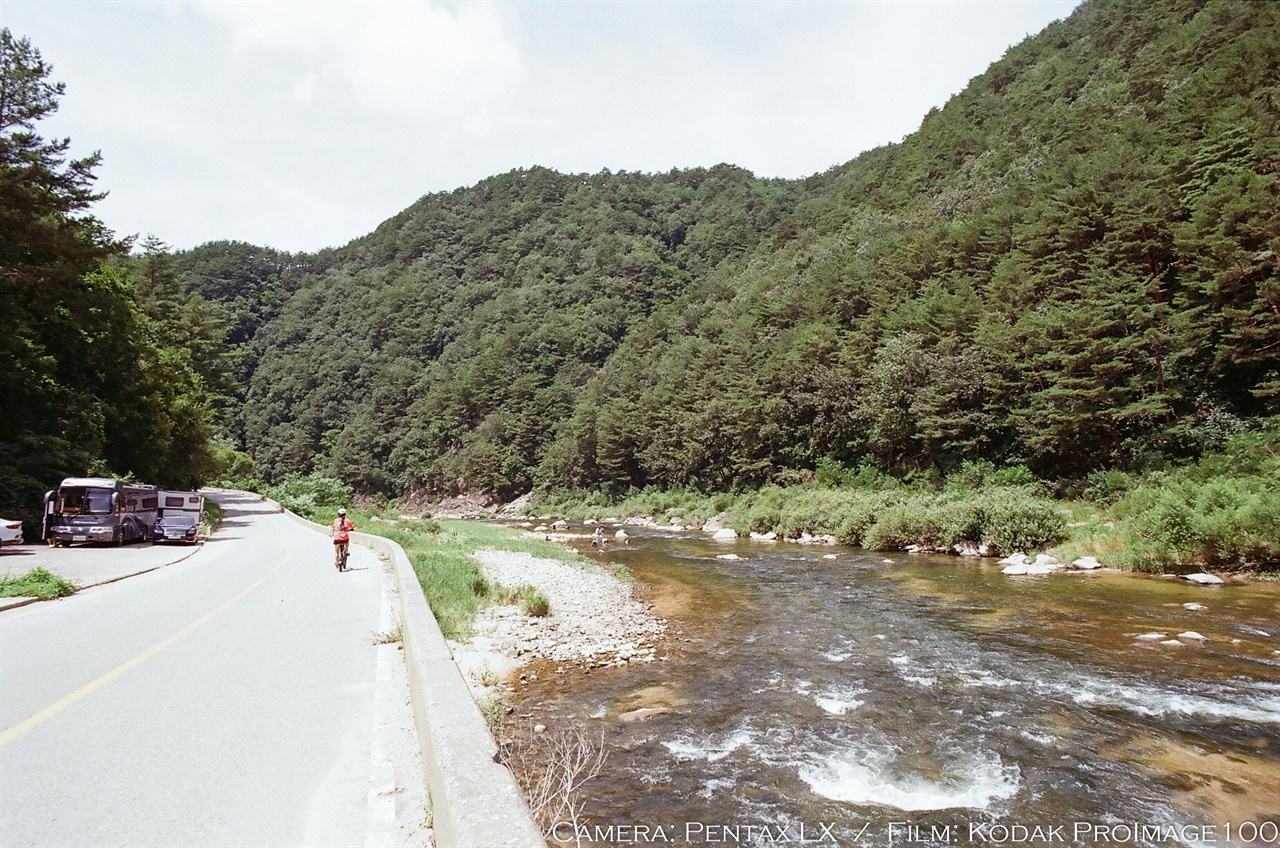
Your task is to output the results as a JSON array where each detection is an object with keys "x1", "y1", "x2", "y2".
[{"x1": 509, "y1": 530, "x2": 1280, "y2": 847}]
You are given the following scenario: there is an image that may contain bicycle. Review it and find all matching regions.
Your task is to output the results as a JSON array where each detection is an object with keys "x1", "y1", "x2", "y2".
[{"x1": 335, "y1": 541, "x2": 349, "y2": 572}]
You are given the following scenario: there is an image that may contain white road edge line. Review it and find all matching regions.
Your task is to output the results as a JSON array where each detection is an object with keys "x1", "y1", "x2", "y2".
[{"x1": 366, "y1": 553, "x2": 399, "y2": 848}]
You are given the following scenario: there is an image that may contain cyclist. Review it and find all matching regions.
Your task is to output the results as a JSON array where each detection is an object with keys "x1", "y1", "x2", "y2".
[{"x1": 332, "y1": 508, "x2": 354, "y2": 570}]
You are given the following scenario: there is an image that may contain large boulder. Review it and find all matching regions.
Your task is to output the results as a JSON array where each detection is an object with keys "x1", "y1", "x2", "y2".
[
  {"x1": 1070, "y1": 556, "x2": 1104, "y2": 570},
  {"x1": 703, "y1": 512, "x2": 731, "y2": 532},
  {"x1": 1002, "y1": 554, "x2": 1065, "y2": 576},
  {"x1": 712, "y1": 528, "x2": 738, "y2": 542},
  {"x1": 1181, "y1": 573, "x2": 1224, "y2": 585},
  {"x1": 954, "y1": 540, "x2": 994, "y2": 557}
]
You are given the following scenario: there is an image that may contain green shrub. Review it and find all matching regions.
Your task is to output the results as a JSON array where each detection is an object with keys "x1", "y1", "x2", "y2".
[
  {"x1": 1120, "y1": 473, "x2": 1280, "y2": 568},
  {"x1": 0, "y1": 567, "x2": 77, "y2": 599},
  {"x1": 265, "y1": 472, "x2": 353, "y2": 521},
  {"x1": 991, "y1": 465, "x2": 1036, "y2": 487},
  {"x1": 521, "y1": 589, "x2": 551, "y2": 617},
  {"x1": 202, "y1": 500, "x2": 222, "y2": 530},
  {"x1": 1083, "y1": 469, "x2": 1136, "y2": 504},
  {"x1": 977, "y1": 489, "x2": 1067, "y2": 555},
  {"x1": 494, "y1": 582, "x2": 552, "y2": 617},
  {"x1": 833, "y1": 498, "x2": 886, "y2": 546},
  {"x1": 935, "y1": 498, "x2": 985, "y2": 546},
  {"x1": 862, "y1": 499, "x2": 942, "y2": 550}
]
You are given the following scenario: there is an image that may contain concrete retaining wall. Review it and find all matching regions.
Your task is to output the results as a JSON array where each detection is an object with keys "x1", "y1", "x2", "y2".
[{"x1": 274, "y1": 504, "x2": 545, "y2": 848}]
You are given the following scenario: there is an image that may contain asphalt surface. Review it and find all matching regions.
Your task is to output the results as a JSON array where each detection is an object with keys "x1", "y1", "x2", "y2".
[
  {"x1": 0, "y1": 492, "x2": 396, "y2": 846},
  {"x1": 0, "y1": 531, "x2": 208, "y2": 611}
]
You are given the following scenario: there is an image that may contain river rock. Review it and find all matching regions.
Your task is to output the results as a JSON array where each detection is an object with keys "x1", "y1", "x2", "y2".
[
  {"x1": 823, "y1": 554, "x2": 838, "y2": 560},
  {"x1": 954, "y1": 540, "x2": 994, "y2": 557},
  {"x1": 703, "y1": 512, "x2": 730, "y2": 532},
  {"x1": 712, "y1": 528, "x2": 738, "y2": 541},
  {"x1": 749, "y1": 531, "x2": 778, "y2": 541},
  {"x1": 1177, "y1": 631, "x2": 1207, "y2": 641},
  {"x1": 1183, "y1": 602, "x2": 1207, "y2": 611},
  {"x1": 716, "y1": 554, "x2": 743, "y2": 561},
  {"x1": 1071, "y1": 556, "x2": 1104, "y2": 570},
  {"x1": 1135, "y1": 632, "x2": 1168, "y2": 641},
  {"x1": 618, "y1": 707, "x2": 671, "y2": 723},
  {"x1": 1030, "y1": 554, "x2": 1064, "y2": 570},
  {"x1": 1181, "y1": 573, "x2": 1224, "y2": 585},
  {"x1": 999, "y1": 552, "x2": 1030, "y2": 566},
  {"x1": 1161, "y1": 639, "x2": 1183, "y2": 646},
  {"x1": 1003, "y1": 555, "x2": 1064, "y2": 576}
]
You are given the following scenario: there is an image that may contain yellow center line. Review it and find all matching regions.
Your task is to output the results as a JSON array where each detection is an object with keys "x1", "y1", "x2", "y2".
[{"x1": 0, "y1": 531, "x2": 292, "y2": 748}]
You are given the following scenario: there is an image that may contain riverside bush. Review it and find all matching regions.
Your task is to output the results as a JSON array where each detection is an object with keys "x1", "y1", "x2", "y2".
[
  {"x1": 976, "y1": 489, "x2": 1067, "y2": 555},
  {"x1": 1121, "y1": 475, "x2": 1280, "y2": 569},
  {"x1": 861, "y1": 499, "x2": 942, "y2": 551},
  {"x1": 1107, "y1": 421, "x2": 1280, "y2": 570},
  {"x1": 265, "y1": 473, "x2": 353, "y2": 520}
]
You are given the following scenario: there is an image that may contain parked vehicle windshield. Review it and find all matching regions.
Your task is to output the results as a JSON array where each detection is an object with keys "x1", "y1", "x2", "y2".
[{"x1": 57, "y1": 487, "x2": 114, "y2": 515}]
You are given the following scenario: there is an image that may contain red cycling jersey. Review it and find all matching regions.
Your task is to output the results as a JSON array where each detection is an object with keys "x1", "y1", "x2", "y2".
[{"x1": 332, "y1": 516, "x2": 353, "y2": 542}]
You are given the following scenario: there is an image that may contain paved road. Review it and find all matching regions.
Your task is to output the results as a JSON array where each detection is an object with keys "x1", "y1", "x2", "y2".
[
  {"x1": 0, "y1": 493, "x2": 410, "y2": 846},
  {"x1": 0, "y1": 530, "x2": 207, "y2": 611}
]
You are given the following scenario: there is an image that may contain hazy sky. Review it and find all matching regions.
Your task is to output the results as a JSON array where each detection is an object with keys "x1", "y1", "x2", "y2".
[{"x1": 4, "y1": 0, "x2": 1081, "y2": 254}]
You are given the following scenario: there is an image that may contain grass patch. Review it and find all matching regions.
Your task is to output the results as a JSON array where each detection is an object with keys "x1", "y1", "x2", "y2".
[
  {"x1": 371, "y1": 621, "x2": 403, "y2": 644},
  {"x1": 353, "y1": 515, "x2": 589, "y2": 637},
  {"x1": 493, "y1": 583, "x2": 551, "y2": 617},
  {"x1": 0, "y1": 567, "x2": 78, "y2": 599}
]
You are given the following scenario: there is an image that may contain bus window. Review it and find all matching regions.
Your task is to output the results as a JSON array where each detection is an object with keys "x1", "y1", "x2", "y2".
[{"x1": 57, "y1": 488, "x2": 114, "y2": 515}]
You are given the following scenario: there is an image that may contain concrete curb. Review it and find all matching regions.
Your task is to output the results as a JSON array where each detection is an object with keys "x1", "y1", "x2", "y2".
[{"x1": 270, "y1": 501, "x2": 546, "y2": 848}]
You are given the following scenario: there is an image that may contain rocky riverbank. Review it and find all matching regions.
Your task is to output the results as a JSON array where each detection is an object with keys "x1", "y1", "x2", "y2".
[{"x1": 448, "y1": 544, "x2": 666, "y2": 699}]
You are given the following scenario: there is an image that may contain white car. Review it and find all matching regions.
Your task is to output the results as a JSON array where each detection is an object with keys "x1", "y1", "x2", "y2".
[{"x1": 0, "y1": 518, "x2": 24, "y2": 548}]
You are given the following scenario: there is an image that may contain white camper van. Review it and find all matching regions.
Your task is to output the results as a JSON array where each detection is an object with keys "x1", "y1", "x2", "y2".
[{"x1": 152, "y1": 490, "x2": 206, "y2": 544}]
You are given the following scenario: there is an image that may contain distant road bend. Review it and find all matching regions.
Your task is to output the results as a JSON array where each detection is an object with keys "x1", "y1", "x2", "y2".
[{"x1": 0, "y1": 493, "x2": 393, "y2": 846}]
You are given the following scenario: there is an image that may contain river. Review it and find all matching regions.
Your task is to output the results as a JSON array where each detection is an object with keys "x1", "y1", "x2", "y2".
[{"x1": 510, "y1": 529, "x2": 1280, "y2": 848}]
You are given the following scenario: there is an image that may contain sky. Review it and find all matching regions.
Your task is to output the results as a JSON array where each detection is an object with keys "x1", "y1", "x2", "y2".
[{"x1": 3, "y1": 0, "x2": 1082, "y2": 254}]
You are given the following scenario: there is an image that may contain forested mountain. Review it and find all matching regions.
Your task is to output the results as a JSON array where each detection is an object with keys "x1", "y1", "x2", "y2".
[{"x1": 189, "y1": 0, "x2": 1277, "y2": 502}]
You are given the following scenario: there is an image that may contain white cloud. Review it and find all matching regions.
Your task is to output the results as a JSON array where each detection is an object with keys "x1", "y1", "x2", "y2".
[
  {"x1": 3, "y1": 0, "x2": 1083, "y2": 252},
  {"x1": 190, "y1": 0, "x2": 524, "y2": 116}
]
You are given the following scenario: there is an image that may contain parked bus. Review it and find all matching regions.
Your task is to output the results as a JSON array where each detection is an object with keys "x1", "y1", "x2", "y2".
[{"x1": 43, "y1": 478, "x2": 159, "y2": 546}]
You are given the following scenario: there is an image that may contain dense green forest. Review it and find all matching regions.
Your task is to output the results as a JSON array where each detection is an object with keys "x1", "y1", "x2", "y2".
[
  {"x1": 3, "y1": 1, "x2": 1278, "y2": 561},
  {"x1": 210, "y1": 0, "x2": 1278, "y2": 502},
  {"x1": 0, "y1": 28, "x2": 239, "y2": 527}
]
